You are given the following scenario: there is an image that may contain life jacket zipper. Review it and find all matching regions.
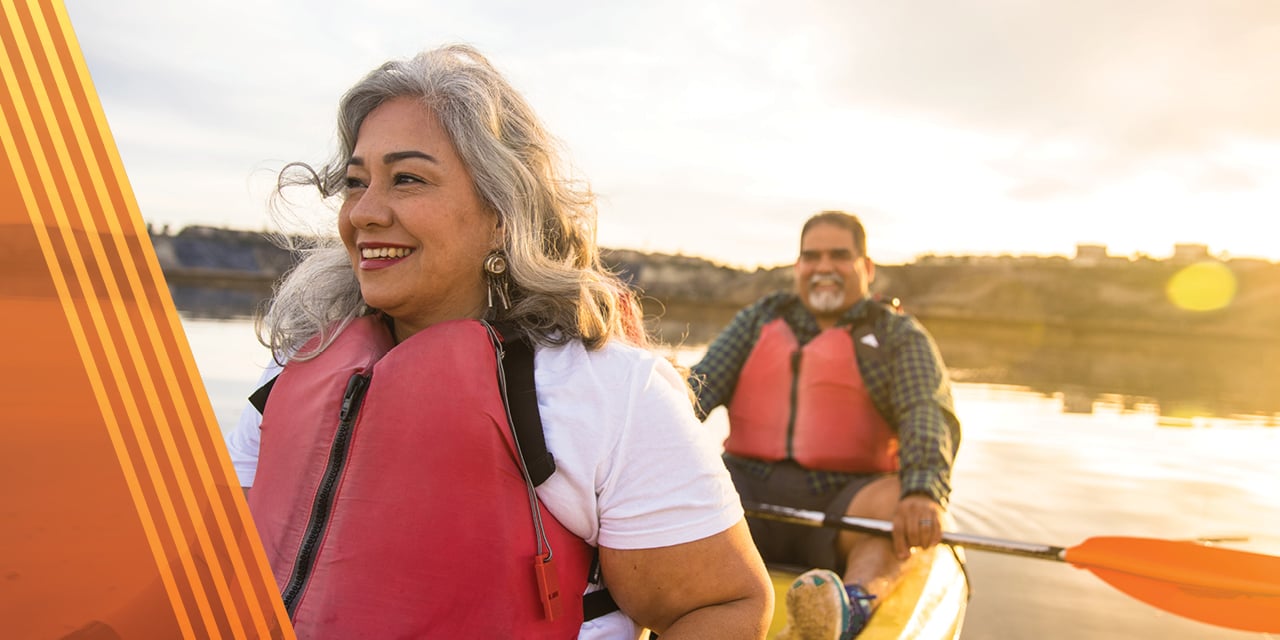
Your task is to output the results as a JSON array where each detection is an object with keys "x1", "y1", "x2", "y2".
[
  {"x1": 282, "y1": 372, "x2": 370, "y2": 618},
  {"x1": 786, "y1": 350, "x2": 802, "y2": 460}
]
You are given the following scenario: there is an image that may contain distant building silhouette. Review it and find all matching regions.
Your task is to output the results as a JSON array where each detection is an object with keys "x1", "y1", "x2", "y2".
[
  {"x1": 1073, "y1": 243, "x2": 1108, "y2": 266},
  {"x1": 1172, "y1": 243, "x2": 1211, "y2": 263}
]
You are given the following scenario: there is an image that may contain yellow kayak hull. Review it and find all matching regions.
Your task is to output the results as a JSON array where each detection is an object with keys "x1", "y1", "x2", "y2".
[{"x1": 766, "y1": 544, "x2": 969, "y2": 639}]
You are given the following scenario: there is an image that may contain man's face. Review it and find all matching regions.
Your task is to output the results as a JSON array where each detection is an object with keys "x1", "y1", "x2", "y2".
[{"x1": 794, "y1": 222, "x2": 874, "y2": 320}]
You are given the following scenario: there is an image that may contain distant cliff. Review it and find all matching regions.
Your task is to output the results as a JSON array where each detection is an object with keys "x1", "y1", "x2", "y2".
[
  {"x1": 604, "y1": 246, "x2": 1280, "y2": 345},
  {"x1": 151, "y1": 226, "x2": 1280, "y2": 343}
]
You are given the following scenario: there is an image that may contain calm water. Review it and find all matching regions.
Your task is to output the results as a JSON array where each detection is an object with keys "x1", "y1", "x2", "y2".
[{"x1": 184, "y1": 316, "x2": 1280, "y2": 639}]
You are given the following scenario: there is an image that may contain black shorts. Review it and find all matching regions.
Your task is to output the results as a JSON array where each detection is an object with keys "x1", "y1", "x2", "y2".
[{"x1": 726, "y1": 455, "x2": 887, "y2": 573}]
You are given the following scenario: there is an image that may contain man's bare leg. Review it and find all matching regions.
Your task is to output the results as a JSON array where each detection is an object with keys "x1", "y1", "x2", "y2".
[{"x1": 836, "y1": 475, "x2": 905, "y2": 602}]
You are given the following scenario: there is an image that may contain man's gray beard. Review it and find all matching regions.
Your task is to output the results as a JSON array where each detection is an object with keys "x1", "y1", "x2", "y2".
[{"x1": 808, "y1": 290, "x2": 846, "y2": 313}]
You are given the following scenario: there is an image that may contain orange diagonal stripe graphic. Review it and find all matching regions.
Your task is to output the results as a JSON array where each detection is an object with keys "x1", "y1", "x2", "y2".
[{"x1": 0, "y1": 1, "x2": 291, "y2": 637}]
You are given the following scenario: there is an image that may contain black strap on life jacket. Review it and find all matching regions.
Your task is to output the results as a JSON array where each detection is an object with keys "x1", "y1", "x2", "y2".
[
  {"x1": 248, "y1": 375, "x2": 275, "y2": 415},
  {"x1": 496, "y1": 328, "x2": 556, "y2": 486},
  {"x1": 582, "y1": 588, "x2": 619, "y2": 623},
  {"x1": 581, "y1": 550, "x2": 620, "y2": 621}
]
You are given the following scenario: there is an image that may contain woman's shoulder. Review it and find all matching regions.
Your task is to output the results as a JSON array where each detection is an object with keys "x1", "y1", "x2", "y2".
[
  {"x1": 530, "y1": 338, "x2": 691, "y2": 460},
  {"x1": 533, "y1": 338, "x2": 699, "y2": 415},
  {"x1": 533, "y1": 336, "x2": 669, "y2": 385}
]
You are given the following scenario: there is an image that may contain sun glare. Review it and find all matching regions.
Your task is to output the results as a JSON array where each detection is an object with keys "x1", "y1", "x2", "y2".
[{"x1": 1165, "y1": 262, "x2": 1237, "y2": 312}]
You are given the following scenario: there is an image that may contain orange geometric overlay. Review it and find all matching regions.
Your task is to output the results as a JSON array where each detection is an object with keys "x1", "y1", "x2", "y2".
[{"x1": 0, "y1": 1, "x2": 291, "y2": 637}]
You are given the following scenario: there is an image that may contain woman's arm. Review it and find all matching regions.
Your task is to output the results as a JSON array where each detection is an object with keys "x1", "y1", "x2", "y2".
[{"x1": 600, "y1": 519, "x2": 773, "y2": 639}]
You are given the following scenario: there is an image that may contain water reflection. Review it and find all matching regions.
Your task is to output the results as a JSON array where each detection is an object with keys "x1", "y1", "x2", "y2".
[{"x1": 922, "y1": 316, "x2": 1280, "y2": 424}]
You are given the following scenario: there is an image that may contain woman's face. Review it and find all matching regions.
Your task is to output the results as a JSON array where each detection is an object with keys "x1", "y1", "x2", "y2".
[{"x1": 339, "y1": 96, "x2": 502, "y2": 340}]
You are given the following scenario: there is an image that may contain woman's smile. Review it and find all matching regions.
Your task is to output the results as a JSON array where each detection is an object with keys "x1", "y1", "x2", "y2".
[{"x1": 356, "y1": 243, "x2": 416, "y2": 270}]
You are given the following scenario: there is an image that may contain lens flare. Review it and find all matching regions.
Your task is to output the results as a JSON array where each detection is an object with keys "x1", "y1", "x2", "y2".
[{"x1": 1165, "y1": 262, "x2": 1237, "y2": 312}]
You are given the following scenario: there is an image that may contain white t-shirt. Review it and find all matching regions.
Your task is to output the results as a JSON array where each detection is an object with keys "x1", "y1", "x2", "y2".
[{"x1": 223, "y1": 338, "x2": 743, "y2": 640}]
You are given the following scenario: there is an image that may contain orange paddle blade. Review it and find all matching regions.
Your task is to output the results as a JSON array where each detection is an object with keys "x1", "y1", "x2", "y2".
[{"x1": 1064, "y1": 536, "x2": 1280, "y2": 633}]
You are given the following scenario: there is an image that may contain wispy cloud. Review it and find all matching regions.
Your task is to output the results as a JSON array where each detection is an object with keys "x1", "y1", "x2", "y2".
[
  {"x1": 797, "y1": 2, "x2": 1280, "y2": 194},
  {"x1": 63, "y1": 0, "x2": 1280, "y2": 265}
]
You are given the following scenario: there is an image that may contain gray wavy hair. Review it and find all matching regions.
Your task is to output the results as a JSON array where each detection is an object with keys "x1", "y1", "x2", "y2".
[{"x1": 260, "y1": 44, "x2": 645, "y2": 361}]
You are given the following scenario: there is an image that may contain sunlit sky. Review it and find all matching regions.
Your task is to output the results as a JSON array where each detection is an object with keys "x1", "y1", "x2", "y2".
[{"x1": 65, "y1": 1, "x2": 1280, "y2": 268}]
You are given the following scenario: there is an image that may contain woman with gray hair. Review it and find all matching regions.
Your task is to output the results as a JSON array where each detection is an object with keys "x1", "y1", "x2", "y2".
[{"x1": 223, "y1": 45, "x2": 772, "y2": 639}]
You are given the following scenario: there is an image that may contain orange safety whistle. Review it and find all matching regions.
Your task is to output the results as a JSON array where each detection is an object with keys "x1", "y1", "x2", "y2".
[{"x1": 533, "y1": 554, "x2": 562, "y2": 621}]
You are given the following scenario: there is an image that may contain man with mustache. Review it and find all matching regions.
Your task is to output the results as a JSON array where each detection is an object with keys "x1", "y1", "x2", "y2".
[{"x1": 690, "y1": 211, "x2": 961, "y2": 639}]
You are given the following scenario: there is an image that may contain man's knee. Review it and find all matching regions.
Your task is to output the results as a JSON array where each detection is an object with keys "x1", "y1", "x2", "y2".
[
  {"x1": 844, "y1": 475, "x2": 900, "y2": 519},
  {"x1": 835, "y1": 476, "x2": 901, "y2": 563}
]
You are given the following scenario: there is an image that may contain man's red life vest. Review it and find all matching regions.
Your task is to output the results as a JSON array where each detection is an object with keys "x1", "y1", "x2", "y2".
[
  {"x1": 725, "y1": 318, "x2": 899, "y2": 473},
  {"x1": 247, "y1": 316, "x2": 592, "y2": 639}
]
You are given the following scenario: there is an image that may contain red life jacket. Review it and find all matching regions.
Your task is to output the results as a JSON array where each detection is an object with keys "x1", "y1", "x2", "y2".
[
  {"x1": 725, "y1": 317, "x2": 899, "y2": 473},
  {"x1": 247, "y1": 316, "x2": 592, "y2": 639}
]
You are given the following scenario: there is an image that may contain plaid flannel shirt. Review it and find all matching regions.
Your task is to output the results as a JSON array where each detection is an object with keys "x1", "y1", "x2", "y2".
[{"x1": 689, "y1": 292, "x2": 961, "y2": 505}]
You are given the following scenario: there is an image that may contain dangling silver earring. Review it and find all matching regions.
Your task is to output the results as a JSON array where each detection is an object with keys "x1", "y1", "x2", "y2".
[{"x1": 484, "y1": 250, "x2": 511, "y2": 313}]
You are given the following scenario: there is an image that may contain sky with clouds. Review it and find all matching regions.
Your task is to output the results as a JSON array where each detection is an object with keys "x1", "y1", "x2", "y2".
[{"x1": 64, "y1": 0, "x2": 1280, "y2": 267}]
